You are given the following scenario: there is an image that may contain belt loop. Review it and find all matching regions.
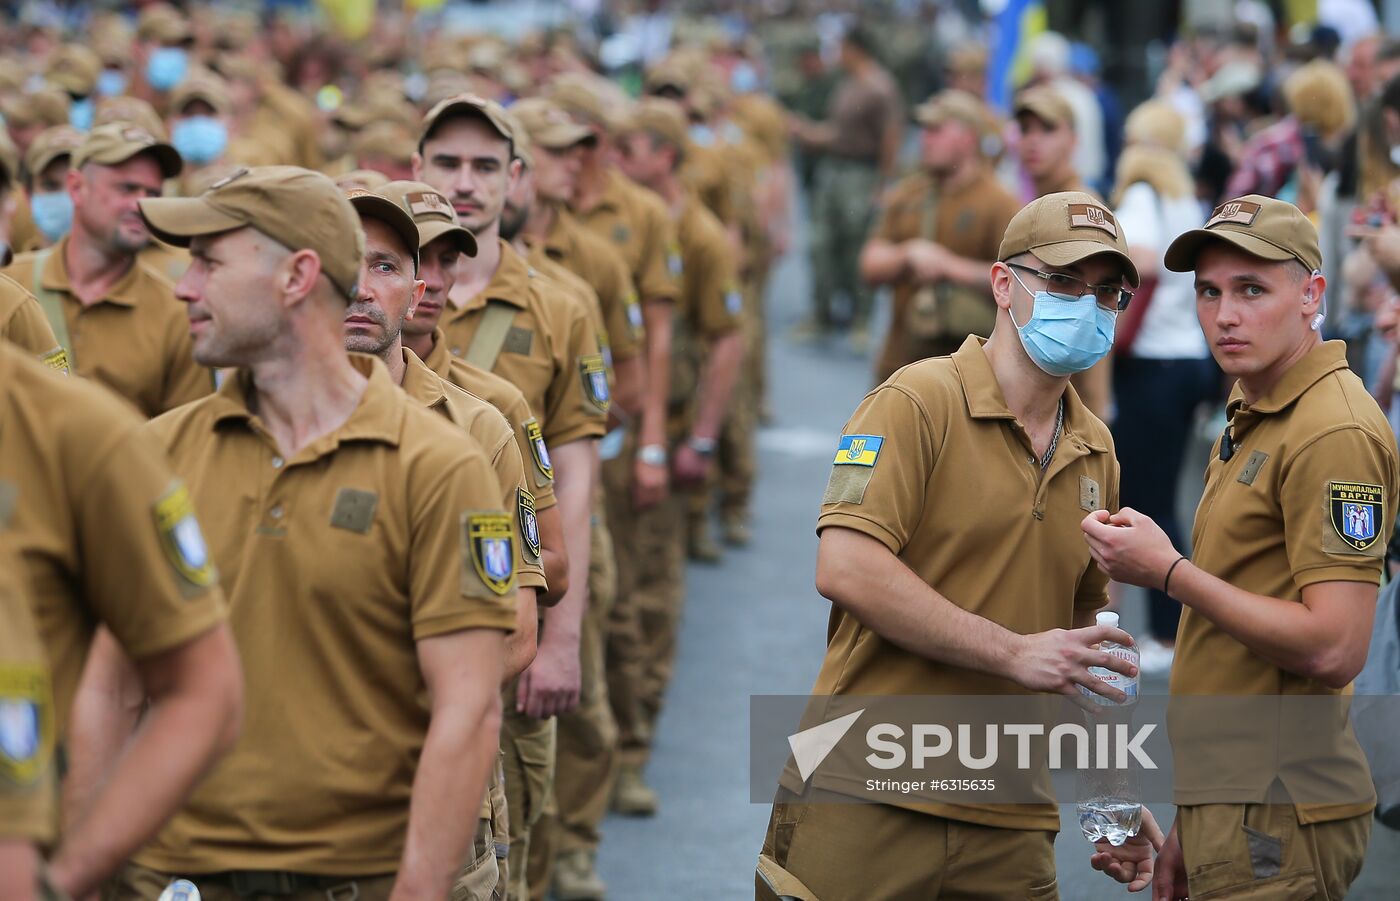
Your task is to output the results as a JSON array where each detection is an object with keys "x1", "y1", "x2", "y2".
[{"x1": 325, "y1": 882, "x2": 360, "y2": 901}]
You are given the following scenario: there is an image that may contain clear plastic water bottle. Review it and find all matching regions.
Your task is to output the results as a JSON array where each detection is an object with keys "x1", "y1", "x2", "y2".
[
  {"x1": 1082, "y1": 610, "x2": 1138, "y2": 707},
  {"x1": 1077, "y1": 611, "x2": 1143, "y2": 846}
]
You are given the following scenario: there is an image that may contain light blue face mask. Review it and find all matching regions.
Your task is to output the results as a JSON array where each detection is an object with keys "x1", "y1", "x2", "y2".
[
  {"x1": 96, "y1": 69, "x2": 128, "y2": 98},
  {"x1": 68, "y1": 96, "x2": 94, "y2": 131},
  {"x1": 730, "y1": 62, "x2": 759, "y2": 94},
  {"x1": 1009, "y1": 267, "x2": 1116, "y2": 377},
  {"x1": 30, "y1": 190, "x2": 73, "y2": 242},
  {"x1": 146, "y1": 47, "x2": 188, "y2": 92},
  {"x1": 172, "y1": 116, "x2": 229, "y2": 165}
]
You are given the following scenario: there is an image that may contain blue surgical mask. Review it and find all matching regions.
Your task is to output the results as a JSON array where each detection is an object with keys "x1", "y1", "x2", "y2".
[
  {"x1": 30, "y1": 191, "x2": 73, "y2": 242},
  {"x1": 172, "y1": 116, "x2": 228, "y2": 165},
  {"x1": 68, "y1": 96, "x2": 94, "y2": 131},
  {"x1": 689, "y1": 123, "x2": 715, "y2": 147},
  {"x1": 1009, "y1": 268, "x2": 1116, "y2": 377},
  {"x1": 730, "y1": 62, "x2": 759, "y2": 94},
  {"x1": 146, "y1": 47, "x2": 188, "y2": 92},
  {"x1": 96, "y1": 69, "x2": 128, "y2": 98}
]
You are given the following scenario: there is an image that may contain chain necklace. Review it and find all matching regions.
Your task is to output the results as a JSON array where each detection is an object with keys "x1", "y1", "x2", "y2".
[{"x1": 1039, "y1": 397, "x2": 1065, "y2": 473}]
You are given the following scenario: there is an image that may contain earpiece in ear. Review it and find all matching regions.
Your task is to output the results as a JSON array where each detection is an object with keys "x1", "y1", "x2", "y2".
[{"x1": 1309, "y1": 269, "x2": 1325, "y2": 331}]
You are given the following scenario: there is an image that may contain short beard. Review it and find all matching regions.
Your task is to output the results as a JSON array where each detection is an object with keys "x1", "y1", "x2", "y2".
[
  {"x1": 343, "y1": 300, "x2": 401, "y2": 359},
  {"x1": 499, "y1": 202, "x2": 529, "y2": 242}
]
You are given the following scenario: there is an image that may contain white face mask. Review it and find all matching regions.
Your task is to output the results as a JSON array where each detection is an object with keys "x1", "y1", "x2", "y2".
[{"x1": 1391, "y1": 145, "x2": 1400, "y2": 167}]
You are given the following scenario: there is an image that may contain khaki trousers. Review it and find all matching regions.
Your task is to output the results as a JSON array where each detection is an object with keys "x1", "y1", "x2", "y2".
[
  {"x1": 499, "y1": 706, "x2": 555, "y2": 901},
  {"x1": 756, "y1": 789, "x2": 1058, "y2": 900},
  {"x1": 526, "y1": 502, "x2": 620, "y2": 886},
  {"x1": 1179, "y1": 804, "x2": 1370, "y2": 900}
]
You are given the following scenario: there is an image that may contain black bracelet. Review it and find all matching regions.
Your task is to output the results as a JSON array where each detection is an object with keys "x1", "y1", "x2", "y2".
[{"x1": 1163, "y1": 556, "x2": 1188, "y2": 596}]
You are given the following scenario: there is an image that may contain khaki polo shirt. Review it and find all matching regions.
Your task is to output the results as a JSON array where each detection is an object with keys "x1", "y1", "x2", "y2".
[
  {"x1": 670, "y1": 196, "x2": 743, "y2": 417},
  {"x1": 540, "y1": 206, "x2": 644, "y2": 361},
  {"x1": 781, "y1": 335, "x2": 1117, "y2": 830},
  {"x1": 576, "y1": 169, "x2": 679, "y2": 304},
  {"x1": 1171, "y1": 341, "x2": 1400, "y2": 824},
  {"x1": 684, "y1": 143, "x2": 737, "y2": 227},
  {"x1": 0, "y1": 272, "x2": 65, "y2": 370},
  {"x1": 402, "y1": 347, "x2": 546, "y2": 589},
  {"x1": 136, "y1": 353, "x2": 516, "y2": 875},
  {"x1": 0, "y1": 544, "x2": 57, "y2": 844},
  {"x1": 731, "y1": 94, "x2": 789, "y2": 166},
  {"x1": 871, "y1": 169, "x2": 1022, "y2": 379},
  {"x1": 423, "y1": 328, "x2": 557, "y2": 511},
  {"x1": 0, "y1": 341, "x2": 226, "y2": 732},
  {"x1": 4, "y1": 236, "x2": 213, "y2": 417},
  {"x1": 439, "y1": 240, "x2": 607, "y2": 449}
]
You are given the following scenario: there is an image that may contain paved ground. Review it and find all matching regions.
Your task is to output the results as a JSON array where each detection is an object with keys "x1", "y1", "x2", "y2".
[{"x1": 590, "y1": 191, "x2": 1400, "y2": 900}]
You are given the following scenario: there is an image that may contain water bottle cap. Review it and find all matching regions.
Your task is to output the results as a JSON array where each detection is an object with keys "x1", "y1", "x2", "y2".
[{"x1": 1096, "y1": 611, "x2": 1120, "y2": 629}]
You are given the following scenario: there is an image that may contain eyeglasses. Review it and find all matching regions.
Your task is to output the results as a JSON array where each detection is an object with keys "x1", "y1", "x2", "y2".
[{"x1": 1007, "y1": 263, "x2": 1134, "y2": 312}]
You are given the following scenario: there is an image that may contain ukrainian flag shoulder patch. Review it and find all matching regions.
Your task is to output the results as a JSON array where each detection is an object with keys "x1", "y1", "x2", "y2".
[{"x1": 833, "y1": 434, "x2": 884, "y2": 467}]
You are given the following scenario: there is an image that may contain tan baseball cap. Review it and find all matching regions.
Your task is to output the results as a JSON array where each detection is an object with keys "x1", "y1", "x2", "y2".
[
  {"x1": 344, "y1": 187, "x2": 421, "y2": 274},
  {"x1": 170, "y1": 70, "x2": 232, "y2": 117},
  {"x1": 915, "y1": 90, "x2": 1002, "y2": 153},
  {"x1": 375, "y1": 180, "x2": 477, "y2": 256},
  {"x1": 645, "y1": 60, "x2": 693, "y2": 95},
  {"x1": 510, "y1": 97, "x2": 596, "y2": 151},
  {"x1": 72, "y1": 123, "x2": 182, "y2": 178},
  {"x1": 93, "y1": 96, "x2": 168, "y2": 140},
  {"x1": 137, "y1": 3, "x2": 193, "y2": 45},
  {"x1": 138, "y1": 166, "x2": 364, "y2": 300},
  {"x1": 998, "y1": 191, "x2": 1141, "y2": 287},
  {"x1": 544, "y1": 73, "x2": 612, "y2": 131},
  {"x1": 3, "y1": 89, "x2": 70, "y2": 130},
  {"x1": 24, "y1": 125, "x2": 84, "y2": 181},
  {"x1": 1013, "y1": 86, "x2": 1074, "y2": 129},
  {"x1": 418, "y1": 93, "x2": 515, "y2": 152},
  {"x1": 1163, "y1": 194, "x2": 1321, "y2": 273},
  {"x1": 46, "y1": 45, "x2": 101, "y2": 96},
  {"x1": 351, "y1": 122, "x2": 415, "y2": 166},
  {"x1": 620, "y1": 98, "x2": 690, "y2": 152}
]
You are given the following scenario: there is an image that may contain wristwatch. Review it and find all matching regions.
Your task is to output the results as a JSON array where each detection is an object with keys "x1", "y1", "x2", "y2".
[
  {"x1": 687, "y1": 436, "x2": 718, "y2": 456},
  {"x1": 637, "y1": 444, "x2": 668, "y2": 466}
]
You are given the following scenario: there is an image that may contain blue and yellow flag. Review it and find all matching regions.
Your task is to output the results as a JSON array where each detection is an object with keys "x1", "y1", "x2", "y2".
[
  {"x1": 987, "y1": 0, "x2": 1047, "y2": 114},
  {"x1": 834, "y1": 434, "x2": 884, "y2": 467}
]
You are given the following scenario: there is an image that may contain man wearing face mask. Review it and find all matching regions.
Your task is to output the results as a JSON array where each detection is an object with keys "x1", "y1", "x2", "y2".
[
  {"x1": 44, "y1": 45, "x2": 102, "y2": 133},
  {"x1": 134, "y1": 4, "x2": 194, "y2": 111},
  {"x1": 168, "y1": 72, "x2": 286, "y2": 195},
  {"x1": 22, "y1": 126, "x2": 84, "y2": 250},
  {"x1": 3, "y1": 123, "x2": 210, "y2": 418},
  {"x1": 757, "y1": 191, "x2": 1140, "y2": 900}
]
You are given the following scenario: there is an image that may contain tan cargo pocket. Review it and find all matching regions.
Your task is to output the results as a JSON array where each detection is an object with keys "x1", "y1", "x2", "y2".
[
  {"x1": 513, "y1": 722, "x2": 556, "y2": 829},
  {"x1": 451, "y1": 820, "x2": 500, "y2": 901},
  {"x1": 756, "y1": 853, "x2": 820, "y2": 901}
]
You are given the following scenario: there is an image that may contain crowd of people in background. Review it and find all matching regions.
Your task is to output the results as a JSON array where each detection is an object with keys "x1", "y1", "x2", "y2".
[{"x1": 6, "y1": 0, "x2": 1400, "y2": 899}]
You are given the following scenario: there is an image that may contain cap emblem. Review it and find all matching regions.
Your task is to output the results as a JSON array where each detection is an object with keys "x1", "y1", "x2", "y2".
[
  {"x1": 407, "y1": 191, "x2": 453, "y2": 219},
  {"x1": 1207, "y1": 199, "x2": 1262, "y2": 228},
  {"x1": 1068, "y1": 203, "x2": 1117, "y2": 238}
]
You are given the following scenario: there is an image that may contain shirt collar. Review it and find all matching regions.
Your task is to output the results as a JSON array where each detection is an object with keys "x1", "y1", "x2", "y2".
[
  {"x1": 399, "y1": 347, "x2": 448, "y2": 413},
  {"x1": 951, "y1": 335, "x2": 1107, "y2": 452},
  {"x1": 423, "y1": 327, "x2": 452, "y2": 377},
  {"x1": 42, "y1": 236, "x2": 143, "y2": 307},
  {"x1": 1226, "y1": 340, "x2": 1348, "y2": 419},
  {"x1": 444, "y1": 239, "x2": 533, "y2": 320},
  {"x1": 210, "y1": 352, "x2": 405, "y2": 452}
]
